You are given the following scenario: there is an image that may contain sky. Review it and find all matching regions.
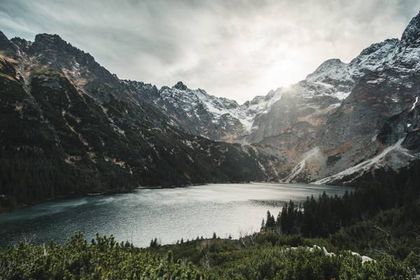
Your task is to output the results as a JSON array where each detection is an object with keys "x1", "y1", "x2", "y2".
[{"x1": 1, "y1": 0, "x2": 419, "y2": 103}]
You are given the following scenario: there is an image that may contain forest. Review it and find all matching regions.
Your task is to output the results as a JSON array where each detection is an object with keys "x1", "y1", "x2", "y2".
[{"x1": 261, "y1": 160, "x2": 420, "y2": 271}]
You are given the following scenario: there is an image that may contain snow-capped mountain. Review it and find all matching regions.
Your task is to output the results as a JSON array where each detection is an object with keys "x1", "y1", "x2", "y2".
[
  {"x1": 124, "y1": 11, "x2": 420, "y2": 186},
  {"x1": 125, "y1": 80, "x2": 285, "y2": 143},
  {"x1": 125, "y1": 80, "x2": 249, "y2": 142},
  {"x1": 124, "y1": 19, "x2": 410, "y2": 147},
  {"x1": 1, "y1": 9, "x2": 419, "y2": 211},
  {"x1": 0, "y1": 31, "x2": 283, "y2": 210},
  {"x1": 257, "y1": 11, "x2": 420, "y2": 184},
  {"x1": 315, "y1": 99, "x2": 420, "y2": 186}
]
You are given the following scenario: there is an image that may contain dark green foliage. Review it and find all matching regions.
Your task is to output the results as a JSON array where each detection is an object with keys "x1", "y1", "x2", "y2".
[
  {"x1": 331, "y1": 200, "x2": 420, "y2": 271},
  {"x1": 261, "y1": 159, "x2": 420, "y2": 272},
  {"x1": 264, "y1": 210, "x2": 276, "y2": 230},
  {"x1": 268, "y1": 160, "x2": 420, "y2": 239},
  {"x1": 0, "y1": 233, "x2": 205, "y2": 280},
  {"x1": 279, "y1": 201, "x2": 302, "y2": 235},
  {"x1": 150, "y1": 237, "x2": 160, "y2": 248},
  {"x1": 209, "y1": 246, "x2": 411, "y2": 280},
  {"x1": 149, "y1": 234, "x2": 413, "y2": 280},
  {"x1": 1, "y1": 233, "x2": 411, "y2": 279}
]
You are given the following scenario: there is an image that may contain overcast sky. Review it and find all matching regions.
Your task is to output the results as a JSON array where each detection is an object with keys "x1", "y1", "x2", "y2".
[{"x1": 1, "y1": 0, "x2": 419, "y2": 103}]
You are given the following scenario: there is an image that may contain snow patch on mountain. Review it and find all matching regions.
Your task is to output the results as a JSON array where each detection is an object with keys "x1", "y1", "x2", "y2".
[
  {"x1": 140, "y1": 82, "x2": 289, "y2": 142},
  {"x1": 306, "y1": 59, "x2": 352, "y2": 89},
  {"x1": 313, "y1": 138, "x2": 414, "y2": 185},
  {"x1": 410, "y1": 96, "x2": 419, "y2": 112},
  {"x1": 282, "y1": 147, "x2": 324, "y2": 183},
  {"x1": 160, "y1": 85, "x2": 254, "y2": 132}
]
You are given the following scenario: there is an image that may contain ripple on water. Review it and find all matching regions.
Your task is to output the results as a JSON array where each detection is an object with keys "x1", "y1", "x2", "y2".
[{"x1": 0, "y1": 183, "x2": 351, "y2": 247}]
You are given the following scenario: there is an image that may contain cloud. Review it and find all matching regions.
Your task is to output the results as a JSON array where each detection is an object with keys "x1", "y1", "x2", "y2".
[{"x1": 1, "y1": 0, "x2": 419, "y2": 102}]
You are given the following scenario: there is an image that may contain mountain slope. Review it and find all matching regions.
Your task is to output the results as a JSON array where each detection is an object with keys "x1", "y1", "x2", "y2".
[
  {"x1": 315, "y1": 100, "x2": 420, "y2": 186},
  {"x1": 237, "y1": 12, "x2": 420, "y2": 184},
  {"x1": 125, "y1": 79, "x2": 287, "y2": 143},
  {"x1": 128, "y1": 11, "x2": 420, "y2": 186},
  {"x1": 0, "y1": 32, "x2": 282, "y2": 211},
  {"x1": 306, "y1": 12, "x2": 420, "y2": 184},
  {"x1": 125, "y1": 80, "x2": 251, "y2": 142}
]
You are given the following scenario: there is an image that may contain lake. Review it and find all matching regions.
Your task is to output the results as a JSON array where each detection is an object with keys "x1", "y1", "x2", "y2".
[{"x1": 0, "y1": 183, "x2": 350, "y2": 247}]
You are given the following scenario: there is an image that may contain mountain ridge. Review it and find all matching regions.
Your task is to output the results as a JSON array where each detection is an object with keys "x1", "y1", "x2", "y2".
[
  {"x1": 121, "y1": 11, "x2": 420, "y2": 185},
  {"x1": 0, "y1": 31, "x2": 283, "y2": 212},
  {"x1": 1, "y1": 10, "x2": 420, "y2": 212}
]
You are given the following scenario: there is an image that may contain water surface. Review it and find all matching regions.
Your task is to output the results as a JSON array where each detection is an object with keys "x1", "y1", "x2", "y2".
[{"x1": 0, "y1": 183, "x2": 350, "y2": 247}]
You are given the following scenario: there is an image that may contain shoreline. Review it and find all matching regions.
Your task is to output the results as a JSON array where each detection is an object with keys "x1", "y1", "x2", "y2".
[
  {"x1": 0, "y1": 180, "x2": 271, "y2": 214},
  {"x1": 0, "y1": 180, "x2": 350, "y2": 215}
]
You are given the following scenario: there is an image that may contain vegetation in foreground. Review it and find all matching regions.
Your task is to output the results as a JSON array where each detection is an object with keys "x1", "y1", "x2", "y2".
[{"x1": 0, "y1": 232, "x2": 415, "y2": 280}]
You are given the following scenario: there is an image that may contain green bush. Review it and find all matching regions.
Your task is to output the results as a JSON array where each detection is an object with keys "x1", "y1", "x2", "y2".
[
  {"x1": 0, "y1": 233, "x2": 205, "y2": 280},
  {"x1": 1, "y1": 233, "x2": 414, "y2": 280}
]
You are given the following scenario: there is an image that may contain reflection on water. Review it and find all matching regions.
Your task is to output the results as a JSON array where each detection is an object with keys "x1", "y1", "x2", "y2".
[{"x1": 0, "y1": 183, "x2": 350, "y2": 247}]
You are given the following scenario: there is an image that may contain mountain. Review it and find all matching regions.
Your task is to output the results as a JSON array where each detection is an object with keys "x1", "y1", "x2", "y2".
[
  {"x1": 286, "y1": 12, "x2": 420, "y2": 183},
  {"x1": 273, "y1": 12, "x2": 415, "y2": 184},
  {"x1": 1, "y1": 11, "x2": 419, "y2": 211},
  {"x1": 314, "y1": 102, "x2": 420, "y2": 186},
  {"x1": 124, "y1": 80, "x2": 249, "y2": 142},
  {"x1": 124, "y1": 80, "x2": 286, "y2": 143},
  {"x1": 0, "y1": 32, "x2": 282, "y2": 211},
  {"x1": 135, "y1": 11, "x2": 420, "y2": 185}
]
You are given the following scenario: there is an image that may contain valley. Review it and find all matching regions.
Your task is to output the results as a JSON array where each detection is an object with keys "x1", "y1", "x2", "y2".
[{"x1": 0, "y1": 4, "x2": 419, "y2": 280}]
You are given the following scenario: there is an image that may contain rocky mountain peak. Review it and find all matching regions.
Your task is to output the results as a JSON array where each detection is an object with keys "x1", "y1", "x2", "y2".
[
  {"x1": 357, "y1": 39, "x2": 399, "y2": 58},
  {"x1": 28, "y1": 33, "x2": 97, "y2": 67},
  {"x1": 23, "y1": 32, "x2": 121, "y2": 95},
  {"x1": 401, "y1": 11, "x2": 420, "y2": 46},
  {"x1": 10, "y1": 37, "x2": 32, "y2": 51},
  {"x1": 31, "y1": 33, "x2": 70, "y2": 53},
  {"x1": 34, "y1": 33, "x2": 64, "y2": 44},
  {"x1": 0, "y1": 31, "x2": 17, "y2": 56},
  {"x1": 345, "y1": 38, "x2": 399, "y2": 77},
  {"x1": 173, "y1": 81, "x2": 188, "y2": 90},
  {"x1": 0, "y1": 31, "x2": 9, "y2": 44},
  {"x1": 316, "y1": 58, "x2": 345, "y2": 68},
  {"x1": 306, "y1": 58, "x2": 347, "y2": 82}
]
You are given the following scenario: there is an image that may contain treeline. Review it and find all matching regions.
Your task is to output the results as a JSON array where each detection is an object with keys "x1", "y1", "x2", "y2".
[
  {"x1": 261, "y1": 160, "x2": 420, "y2": 270},
  {"x1": 0, "y1": 155, "x2": 135, "y2": 211},
  {"x1": 263, "y1": 159, "x2": 420, "y2": 237}
]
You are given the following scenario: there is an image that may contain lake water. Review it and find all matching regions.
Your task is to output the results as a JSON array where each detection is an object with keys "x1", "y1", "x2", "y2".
[{"x1": 0, "y1": 183, "x2": 350, "y2": 248}]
